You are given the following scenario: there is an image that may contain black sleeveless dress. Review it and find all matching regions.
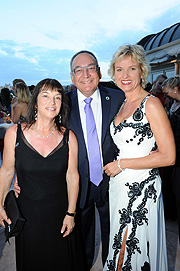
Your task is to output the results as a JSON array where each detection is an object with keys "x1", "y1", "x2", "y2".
[{"x1": 15, "y1": 124, "x2": 86, "y2": 271}]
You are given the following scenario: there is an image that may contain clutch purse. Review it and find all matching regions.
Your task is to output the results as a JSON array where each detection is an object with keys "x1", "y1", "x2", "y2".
[{"x1": 4, "y1": 190, "x2": 25, "y2": 242}]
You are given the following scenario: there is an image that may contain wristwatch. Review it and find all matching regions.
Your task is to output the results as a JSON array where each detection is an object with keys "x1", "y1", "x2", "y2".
[{"x1": 66, "y1": 211, "x2": 76, "y2": 217}]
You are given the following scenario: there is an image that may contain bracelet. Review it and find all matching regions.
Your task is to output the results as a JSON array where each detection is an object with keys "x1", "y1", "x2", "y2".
[
  {"x1": 118, "y1": 159, "x2": 124, "y2": 172},
  {"x1": 66, "y1": 211, "x2": 76, "y2": 217},
  {"x1": 0, "y1": 207, "x2": 5, "y2": 212}
]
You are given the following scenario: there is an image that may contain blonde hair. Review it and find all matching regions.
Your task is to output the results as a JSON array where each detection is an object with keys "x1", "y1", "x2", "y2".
[
  {"x1": 162, "y1": 76, "x2": 180, "y2": 92},
  {"x1": 108, "y1": 44, "x2": 150, "y2": 89},
  {"x1": 15, "y1": 82, "x2": 31, "y2": 103}
]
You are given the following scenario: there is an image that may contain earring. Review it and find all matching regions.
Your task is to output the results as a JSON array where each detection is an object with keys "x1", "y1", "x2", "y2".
[
  {"x1": 34, "y1": 108, "x2": 37, "y2": 121},
  {"x1": 59, "y1": 114, "x2": 61, "y2": 123},
  {"x1": 175, "y1": 91, "x2": 177, "y2": 94}
]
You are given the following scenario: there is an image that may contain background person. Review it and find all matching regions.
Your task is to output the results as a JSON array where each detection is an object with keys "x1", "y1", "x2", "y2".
[
  {"x1": 0, "y1": 97, "x2": 8, "y2": 123},
  {"x1": 162, "y1": 76, "x2": 180, "y2": 234},
  {"x1": 150, "y1": 74, "x2": 168, "y2": 107},
  {"x1": 12, "y1": 82, "x2": 31, "y2": 123},
  {"x1": 11, "y1": 79, "x2": 26, "y2": 103},
  {"x1": 103, "y1": 44, "x2": 175, "y2": 271},
  {"x1": 11, "y1": 79, "x2": 27, "y2": 115},
  {"x1": 68, "y1": 84, "x2": 76, "y2": 91},
  {"x1": 0, "y1": 78, "x2": 86, "y2": 271},
  {"x1": 0, "y1": 88, "x2": 12, "y2": 114}
]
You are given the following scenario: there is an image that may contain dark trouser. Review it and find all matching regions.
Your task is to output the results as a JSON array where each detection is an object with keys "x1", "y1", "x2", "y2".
[
  {"x1": 77, "y1": 182, "x2": 110, "y2": 269},
  {"x1": 172, "y1": 166, "x2": 180, "y2": 242},
  {"x1": 162, "y1": 166, "x2": 177, "y2": 220}
]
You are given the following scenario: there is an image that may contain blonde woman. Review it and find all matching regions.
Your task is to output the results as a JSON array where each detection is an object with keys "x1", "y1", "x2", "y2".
[
  {"x1": 12, "y1": 82, "x2": 30, "y2": 123},
  {"x1": 103, "y1": 45, "x2": 175, "y2": 271}
]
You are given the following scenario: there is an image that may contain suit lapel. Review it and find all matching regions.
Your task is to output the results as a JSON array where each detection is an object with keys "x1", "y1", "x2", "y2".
[
  {"x1": 69, "y1": 86, "x2": 112, "y2": 148},
  {"x1": 99, "y1": 85, "x2": 111, "y2": 144},
  {"x1": 68, "y1": 89, "x2": 86, "y2": 149}
]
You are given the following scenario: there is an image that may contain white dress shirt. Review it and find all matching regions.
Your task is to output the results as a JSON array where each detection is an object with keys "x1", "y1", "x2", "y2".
[{"x1": 77, "y1": 88, "x2": 103, "y2": 166}]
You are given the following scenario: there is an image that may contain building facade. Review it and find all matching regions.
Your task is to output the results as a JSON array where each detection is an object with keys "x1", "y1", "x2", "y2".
[{"x1": 138, "y1": 22, "x2": 180, "y2": 83}]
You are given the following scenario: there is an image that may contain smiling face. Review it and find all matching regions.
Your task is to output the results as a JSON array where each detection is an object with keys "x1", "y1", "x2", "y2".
[
  {"x1": 114, "y1": 55, "x2": 142, "y2": 94},
  {"x1": 71, "y1": 53, "x2": 102, "y2": 97},
  {"x1": 37, "y1": 88, "x2": 62, "y2": 120}
]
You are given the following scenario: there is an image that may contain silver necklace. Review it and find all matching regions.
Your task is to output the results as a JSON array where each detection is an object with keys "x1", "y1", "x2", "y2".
[{"x1": 33, "y1": 125, "x2": 56, "y2": 139}]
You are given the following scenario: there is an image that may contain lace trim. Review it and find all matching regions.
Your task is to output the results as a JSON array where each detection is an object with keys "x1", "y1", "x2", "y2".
[
  {"x1": 106, "y1": 168, "x2": 159, "y2": 271},
  {"x1": 113, "y1": 95, "x2": 153, "y2": 145}
]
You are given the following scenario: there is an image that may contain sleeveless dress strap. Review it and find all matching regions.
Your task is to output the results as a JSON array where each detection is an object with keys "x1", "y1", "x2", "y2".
[{"x1": 16, "y1": 123, "x2": 22, "y2": 145}]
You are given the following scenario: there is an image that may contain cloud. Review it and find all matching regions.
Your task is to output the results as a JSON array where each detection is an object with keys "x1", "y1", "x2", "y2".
[
  {"x1": 15, "y1": 52, "x2": 38, "y2": 64},
  {"x1": 1, "y1": 0, "x2": 180, "y2": 52},
  {"x1": 0, "y1": 0, "x2": 180, "y2": 86},
  {"x1": 0, "y1": 48, "x2": 8, "y2": 56}
]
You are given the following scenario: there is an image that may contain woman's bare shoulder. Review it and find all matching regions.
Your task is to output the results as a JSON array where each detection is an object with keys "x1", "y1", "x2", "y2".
[
  {"x1": 145, "y1": 95, "x2": 164, "y2": 111},
  {"x1": 15, "y1": 102, "x2": 28, "y2": 109},
  {"x1": 145, "y1": 95, "x2": 168, "y2": 123},
  {"x1": 4, "y1": 124, "x2": 18, "y2": 142}
]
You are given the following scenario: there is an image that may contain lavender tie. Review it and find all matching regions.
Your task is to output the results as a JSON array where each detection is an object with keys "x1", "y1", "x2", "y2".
[{"x1": 84, "y1": 97, "x2": 103, "y2": 186}]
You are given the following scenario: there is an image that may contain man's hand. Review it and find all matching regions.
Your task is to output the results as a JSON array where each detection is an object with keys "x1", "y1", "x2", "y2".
[
  {"x1": 14, "y1": 176, "x2": 21, "y2": 198},
  {"x1": 149, "y1": 148, "x2": 159, "y2": 155}
]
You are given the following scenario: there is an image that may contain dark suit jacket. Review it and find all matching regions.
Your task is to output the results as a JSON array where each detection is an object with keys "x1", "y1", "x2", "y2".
[
  {"x1": 66, "y1": 84, "x2": 125, "y2": 208},
  {"x1": 170, "y1": 107, "x2": 180, "y2": 196}
]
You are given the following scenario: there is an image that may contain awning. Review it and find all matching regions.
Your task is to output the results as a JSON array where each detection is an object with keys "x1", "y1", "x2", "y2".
[{"x1": 146, "y1": 42, "x2": 180, "y2": 64}]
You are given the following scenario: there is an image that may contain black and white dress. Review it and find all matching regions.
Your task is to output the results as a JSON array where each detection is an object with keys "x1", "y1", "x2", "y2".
[{"x1": 104, "y1": 95, "x2": 168, "y2": 271}]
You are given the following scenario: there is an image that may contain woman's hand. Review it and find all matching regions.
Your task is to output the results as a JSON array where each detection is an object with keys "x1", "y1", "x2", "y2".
[
  {"x1": 0, "y1": 208, "x2": 11, "y2": 228},
  {"x1": 103, "y1": 160, "x2": 122, "y2": 177},
  {"x1": 61, "y1": 215, "x2": 75, "y2": 237}
]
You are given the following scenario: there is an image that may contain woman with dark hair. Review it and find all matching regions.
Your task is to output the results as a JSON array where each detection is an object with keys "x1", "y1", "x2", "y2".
[{"x1": 0, "y1": 79, "x2": 86, "y2": 271}]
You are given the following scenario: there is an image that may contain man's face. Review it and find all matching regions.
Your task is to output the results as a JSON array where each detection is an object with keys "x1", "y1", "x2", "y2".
[{"x1": 71, "y1": 53, "x2": 101, "y2": 97}]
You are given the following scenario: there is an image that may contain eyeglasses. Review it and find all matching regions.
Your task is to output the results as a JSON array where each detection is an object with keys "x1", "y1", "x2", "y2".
[{"x1": 72, "y1": 64, "x2": 98, "y2": 76}]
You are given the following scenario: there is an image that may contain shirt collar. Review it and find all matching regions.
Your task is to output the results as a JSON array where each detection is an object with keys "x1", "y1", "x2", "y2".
[{"x1": 77, "y1": 87, "x2": 100, "y2": 104}]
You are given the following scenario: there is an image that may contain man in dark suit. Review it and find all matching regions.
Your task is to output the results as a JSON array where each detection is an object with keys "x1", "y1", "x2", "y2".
[{"x1": 66, "y1": 50, "x2": 124, "y2": 269}]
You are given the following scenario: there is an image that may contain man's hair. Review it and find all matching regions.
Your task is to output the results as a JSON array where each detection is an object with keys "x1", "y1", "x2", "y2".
[
  {"x1": 70, "y1": 50, "x2": 99, "y2": 72},
  {"x1": 155, "y1": 74, "x2": 167, "y2": 82}
]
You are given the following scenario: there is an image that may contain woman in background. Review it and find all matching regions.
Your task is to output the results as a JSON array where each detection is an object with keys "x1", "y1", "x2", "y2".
[
  {"x1": 12, "y1": 82, "x2": 30, "y2": 123},
  {"x1": 162, "y1": 76, "x2": 180, "y2": 240},
  {"x1": 103, "y1": 45, "x2": 175, "y2": 271}
]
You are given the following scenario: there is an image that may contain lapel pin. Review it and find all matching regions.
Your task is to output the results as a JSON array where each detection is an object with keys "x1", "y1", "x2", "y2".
[{"x1": 106, "y1": 96, "x2": 110, "y2": 100}]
